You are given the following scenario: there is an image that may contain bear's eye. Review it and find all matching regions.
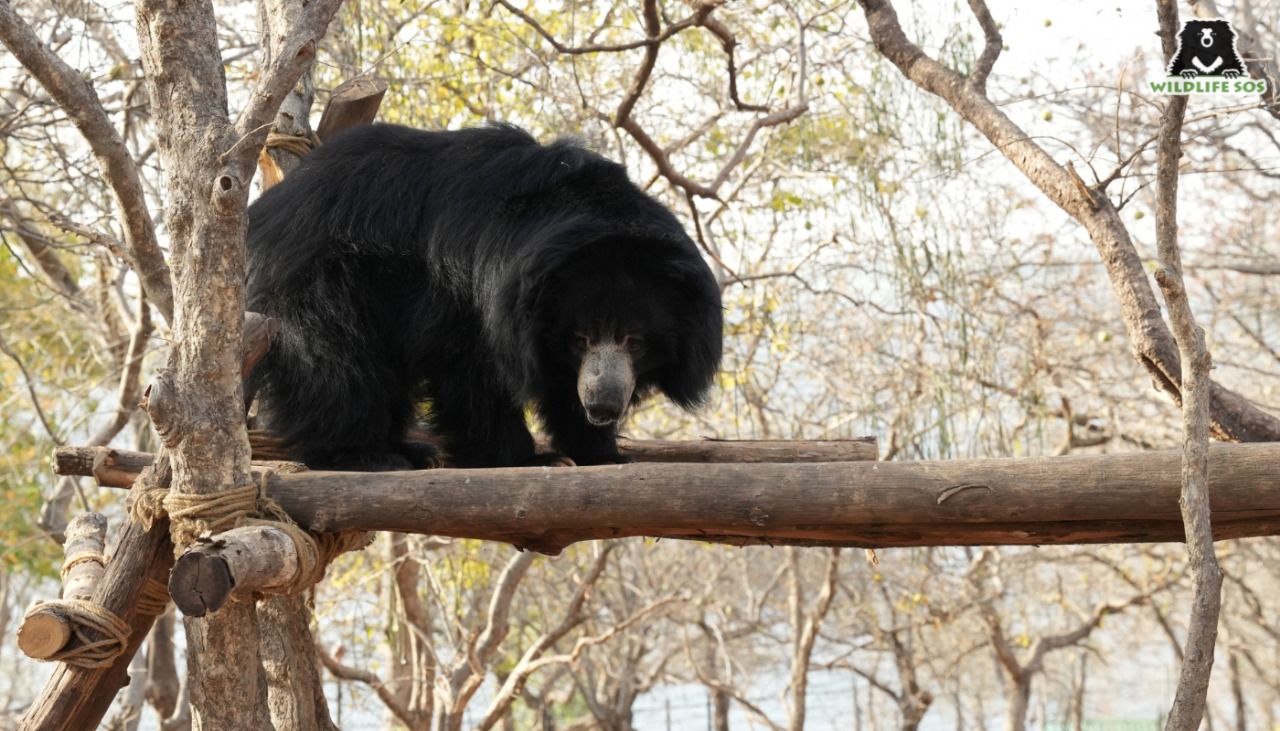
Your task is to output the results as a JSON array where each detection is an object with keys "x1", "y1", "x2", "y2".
[
  {"x1": 573, "y1": 335, "x2": 590, "y2": 354},
  {"x1": 623, "y1": 335, "x2": 646, "y2": 355}
]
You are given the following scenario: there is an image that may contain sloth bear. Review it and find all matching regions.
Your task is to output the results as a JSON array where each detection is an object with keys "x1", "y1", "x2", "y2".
[
  {"x1": 246, "y1": 123, "x2": 722, "y2": 470},
  {"x1": 1166, "y1": 19, "x2": 1246, "y2": 79}
]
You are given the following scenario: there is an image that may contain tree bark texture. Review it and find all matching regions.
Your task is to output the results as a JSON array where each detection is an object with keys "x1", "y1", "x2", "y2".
[
  {"x1": 258, "y1": 595, "x2": 340, "y2": 731},
  {"x1": 135, "y1": 0, "x2": 270, "y2": 705}
]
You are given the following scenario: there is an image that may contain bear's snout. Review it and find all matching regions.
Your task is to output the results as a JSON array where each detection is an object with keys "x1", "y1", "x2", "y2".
[{"x1": 578, "y1": 341, "x2": 635, "y2": 425}]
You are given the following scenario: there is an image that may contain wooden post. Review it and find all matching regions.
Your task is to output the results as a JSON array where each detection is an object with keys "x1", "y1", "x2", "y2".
[{"x1": 315, "y1": 76, "x2": 388, "y2": 141}]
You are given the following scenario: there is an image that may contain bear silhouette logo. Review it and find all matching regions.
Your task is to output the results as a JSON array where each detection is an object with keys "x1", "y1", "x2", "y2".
[{"x1": 1166, "y1": 19, "x2": 1246, "y2": 79}]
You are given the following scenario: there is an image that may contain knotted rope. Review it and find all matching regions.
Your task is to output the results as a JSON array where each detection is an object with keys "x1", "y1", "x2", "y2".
[
  {"x1": 129, "y1": 466, "x2": 370, "y2": 596},
  {"x1": 22, "y1": 599, "x2": 131, "y2": 668}
]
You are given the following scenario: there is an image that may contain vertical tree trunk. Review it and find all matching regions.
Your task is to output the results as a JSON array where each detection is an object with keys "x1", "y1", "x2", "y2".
[
  {"x1": 133, "y1": 0, "x2": 267, "y2": 725},
  {"x1": 712, "y1": 689, "x2": 731, "y2": 731},
  {"x1": 145, "y1": 611, "x2": 181, "y2": 719},
  {"x1": 132, "y1": 0, "x2": 341, "y2": 724},
  {"x1": 259, "y1": 595, "x2": 339, "y2": 731},
  {"x1": 1003, "y1": 677, "x2": 1031, "y2": 731}
]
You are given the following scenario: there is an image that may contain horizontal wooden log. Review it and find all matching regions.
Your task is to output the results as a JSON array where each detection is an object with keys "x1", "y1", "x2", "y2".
[
  {"x1": 97, "y1": 442, "x2": 1280, "y2": 554},
  {"x1": 170, "y1": 526, "x2": 300, "y2": 617},
  {"x1": 53, "y1": 436, "x2": 879, "y2": 487},
  {"x1": 549, "y1": 437, "x2": 878, "y2": 463}
]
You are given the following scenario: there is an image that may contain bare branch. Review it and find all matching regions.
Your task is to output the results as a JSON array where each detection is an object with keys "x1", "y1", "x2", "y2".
[
  {"x1": 786, "y1": 547, "x2": 840, "y2": 731},
  {"x1": 1197, "y1": 260, "x2": 1280, "y2": 275},
  {"x1": 473, "y1": 545, "x2": 616, "y2": 729},
  {"x1": 317, "y1": 647, "x2": 418, "y2": 728},
  {"x1": 233, "y1": 0, "x2": 346, "y2": 142},
  {"x1": 471, "y1": 551, "x2": 537, "y2": 669},
  {"x1": 87, "y1": 289, "x2": 153, "y2": 447},
  {"x1": 1153, "y1": 3, "x2": 1222, "y2": 728},
  {"x1": 0, "y1": 202, "x2": 91, "y2": 314},
  {"x1": 492, "y1": 0, "x2": 710, "y2": 55},
  {"x1": 700, "y1": 16, "x2": 768, "y2": 112},
  {"x1": 0, "y1": 2, "x2": 173, "y2": 324},
  {"x1": 1024, "y1": 595, "x2": 1147, "y2": 676},
  {"x1": 618, "y1": 118, "x2": 719, "y2": 199}
]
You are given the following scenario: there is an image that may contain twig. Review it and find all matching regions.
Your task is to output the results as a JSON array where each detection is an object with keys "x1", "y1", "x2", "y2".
[
  {"x1": 492, "y1": 0, "x2": 711, "y2": 55},
  {"x1": 0, "y1": 329, "x2": 63, "y2": 444}
]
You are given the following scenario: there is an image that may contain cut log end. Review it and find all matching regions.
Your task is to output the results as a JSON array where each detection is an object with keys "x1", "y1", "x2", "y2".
[
  {"x1": 169, "y1": 551, "x2": 234, "y2": 618},
  {"x1": 17, "y1": 607, "x2": 72, "y2": 660}
]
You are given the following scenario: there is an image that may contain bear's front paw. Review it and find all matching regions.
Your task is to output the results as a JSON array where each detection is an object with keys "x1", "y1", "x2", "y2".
[
  {"x1": 574, "y1": 453, "x2": 633, "y2": 466},
  {"x1": 525, "y1": 453, "x2": 577, "y2": 467},
  {"x1": 399, "y1": 440, "x2": 446, "y2": 469}
]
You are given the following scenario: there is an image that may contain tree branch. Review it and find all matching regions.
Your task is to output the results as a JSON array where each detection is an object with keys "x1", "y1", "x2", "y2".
[
  {"x1": 316, "y1": 647, "x2": 417, "y2": 728},
  {"x1": 87, "y1": 290, "x2": 152, "y2": 447},
  {"x1": 1024, "y1": 595, "x2": 1147, "y2": 676},
  {"x1": 233, "y1": 0, "x2": 345, "y2": 142},
  {"x1": 0, "y1": 201, "x2": 91, "y2": 315},
  {"x1": 786, "y1": 547, "x2": 840, "y2": 731},
  {"x1": 0, "y1": 329, "x2": 62, "y2": 444},
  {"x1": 492, "y1": 0, "x2": 710, "y2": 55},
  {"x1": 1153, "y1": 4, "x2": 1222, "y2": 729},
  {"x1": 964, "y1": 0, "x2": 1003, "y2": 94},
  {"x1": 0, "y1": 2, "x2": 173, "y2": 324},
  {"x1": 473, "y1": 545, "x2": 615, "y2": 729}
]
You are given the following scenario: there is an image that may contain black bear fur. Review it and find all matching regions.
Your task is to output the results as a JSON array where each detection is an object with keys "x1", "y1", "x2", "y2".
[{"x1": 246, "y1": 123, "x2": 722, "y2": 470}]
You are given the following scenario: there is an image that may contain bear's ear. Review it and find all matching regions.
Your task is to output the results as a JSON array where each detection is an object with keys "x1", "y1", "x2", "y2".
[
  {"x1": 490, "y1": 225, "x2": 599, "y2": 395},
  {"x1": 656, "y1": 260, "x2": 724, "y2": 410}
]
